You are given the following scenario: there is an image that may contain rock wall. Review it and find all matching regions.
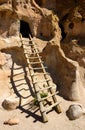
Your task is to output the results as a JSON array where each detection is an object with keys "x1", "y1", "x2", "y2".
[
  {"x1": 43, "y1": 40, "x2": 85, "y2": 100},
  {"x1": 0, "y1": 10, "x2": 19, "y2": 37},
  {"x1": 0, "y1": 0, "x2": 85, "y2": 41},
  {"x1": 0, "y1": 0, "x2": 85, "y2": 101},
  {"x1": 0, "y1": 0, "x2": 56, "y2": 39}
]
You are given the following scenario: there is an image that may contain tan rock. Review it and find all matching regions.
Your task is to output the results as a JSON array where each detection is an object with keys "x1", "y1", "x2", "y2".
[
  {"x1": 0, "y1": 0, "x2": 9, "y2": 4},
  {"x1": 0, "y1": 52, "x2": 6, "y2": 67},
  {"x1": 43, "y1": 38, "x2": 85, "y2": 101},
  {"x1": 4, "y1": 118, "x2": 20, "y2": 125},
  {"x1": 0, "y1": 0, "x2": 85, "y2": 103},
  {"x1": 66, "y1": 104, "x2": 83, "y2": 120},
  {"x1": 2, "y1": 97, "x2": 19, "y2": 110}
]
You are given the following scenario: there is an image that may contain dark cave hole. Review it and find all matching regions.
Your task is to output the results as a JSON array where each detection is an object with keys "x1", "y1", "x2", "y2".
[
  {"x1": 35, "y1": 0, "x2": 42, "y2": 6},
  {"x1": 74, "y1": 0, "x2": 79, "y2": 5},
  {"x1": 20, "y1": 20, "x2": 32, "y2": 38},
  {"x1": 40, "y1": 33, "x2": 43, "y2": 36},
  {"x1": 81, "y1": 18, "x2": 84, "y2": 22},
  {"x1": 59, "y1": 23, "x2": 67, "y2": 41},
  {"x1": 69, "y1": 22, "x2": 74, "y2": 29},
  {"x1": 61, "y1": 13, "x2": 69, "y2": 22}
]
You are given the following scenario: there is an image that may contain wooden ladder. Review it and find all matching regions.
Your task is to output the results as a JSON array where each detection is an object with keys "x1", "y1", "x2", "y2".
[{"x1": 20, "y1": 36, "x2": 62, "y2": 122}]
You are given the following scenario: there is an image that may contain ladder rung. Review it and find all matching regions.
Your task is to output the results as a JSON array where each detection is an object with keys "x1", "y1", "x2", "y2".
[
  {"x1": 28, "y1": 61, "x2": 44, "y2": 65},
  {"x1": 23, "y1": 46, "x2": 38, "y2": 51},
  {"x1": 43, "y1": 101, "x2": 61, "y2": 113},
  {"x1": 31, "y1": 72, "x2": 50, "y2": 76},
  {"x1": 26, "y1": 59, "x2": 30, "y2": 64},
  {"x1": 24, "y1": 54, "x2": 42, "y2": 59},
  {"x1": 24, "y1": 54, "x2": 31, "y2": 59},
  {"x1": 29, "y1": 67, "x2": 48, "y2": 70},
  {"x1": 22, "y1": 43, "x2": 36, "y2": 46},
  {"x1": 24, "y1": 52, "x2": 40, "y2": 55},
  {"x1": 38, "y1": 91, "x2": 59, "y2": 102},
  {"x1": 26, "y1": 56, "x2": 42, "y2": 59},
  {"x1": 36, "y1": 86, "x2": 56, "y2": 92},
  {"x1": 21, "y1": 39, "x2": 33, "y2": 42},
  {"x1": 24, "y1": 50, "x2": 30, "y2": 54},
  {"x1": 33, "y1": 79, "x2": 51, "y2": 84}
]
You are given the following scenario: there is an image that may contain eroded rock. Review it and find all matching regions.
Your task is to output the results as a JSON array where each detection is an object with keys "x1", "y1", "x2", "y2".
[
  {"x1": 4, "y1": 118, "x2": 20, "y2": 125},
  {"x1": 0, "y1": 0, "x2": 85, "y2": 102},
  {"x1": 66, "y1": 104, "x2": 83, "y2": 120},
  {"x1": 2, "y1": 97, "x2": 19, "y2": 110},
  {"x1": 43, "y1": 37, "x2": 85, "y2": 101},
  {"x1": 0, "y1": 52, "x2": 6, "y2": 67}
]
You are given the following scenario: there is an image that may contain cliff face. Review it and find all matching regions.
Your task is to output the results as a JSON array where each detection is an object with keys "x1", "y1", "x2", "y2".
[
  {"x1": 0, "y1": 0, "x2": 85, "y2": 42},
  {"x1": 0, "y1": 0, "x2": 85, "y2": 101},
  {"x1": 0, "y1": 0, "x2": 56, "y2": 39}
]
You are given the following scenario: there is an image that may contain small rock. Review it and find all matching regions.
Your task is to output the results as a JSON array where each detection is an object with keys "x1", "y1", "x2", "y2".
[
  {"x1": 0, "y1": 52, "x2": 6, "y2": 66},
  {"x1": 66, "y1": 104, "x2": 83, "y2": 120},
  {"x1": 2, "y1": 97, "x2": 19, "y2": 110},
  {"x1": 4, "y1": 118, "x2": 20, "y2": 125}
]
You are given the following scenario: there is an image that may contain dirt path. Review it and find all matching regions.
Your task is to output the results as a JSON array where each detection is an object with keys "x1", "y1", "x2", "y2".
[
  {"x1": 0, "y1": 63, "x2": 85, "y2": 130},
  {"x1": 0, "y1": 96, "x2": 85, "y2": 130}
]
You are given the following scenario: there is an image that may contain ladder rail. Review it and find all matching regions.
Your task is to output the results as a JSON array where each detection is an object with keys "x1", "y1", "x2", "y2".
[
  {"x1": 21, "y1": 38, "x2": 48, "y2": 122},
  {"x1": 29, "y1": 37, "x2": 61, "y2": 113},
  {"x1": 20, "y1": 35, "x2": 61, "y2": 122}
]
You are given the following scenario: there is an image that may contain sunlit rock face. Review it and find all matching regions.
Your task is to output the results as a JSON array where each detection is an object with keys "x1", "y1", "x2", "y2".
[
  {"x1": 0, "y1": 0, "x2": 56, "y2": 39},
  {"x1": 0, "y1": 0, "x2": 85, "y2": 101}
]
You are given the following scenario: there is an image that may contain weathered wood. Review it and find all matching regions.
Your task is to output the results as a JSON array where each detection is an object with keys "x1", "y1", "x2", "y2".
[
  {"x1": 33, "y1": 79, "x2": 51, "y2": 84},
  {"x1": 36, "y1": 86, "x2": 56, "y2": 92},
  {"x1": 29, "y1": 37, "x2": 62, "y2": 113},
  {"x1": 37, "y1": 91, "x2": 48, "y2": 122},
  {"x1": 44, "y1": 101, "x2": 61, "y2": 113},
  {"x1": 31, "y1": 72, "x2": 50, "y2": 76},
  {"x1": 29, "y1": 61, "x2": 44, "y2": 65},
  {"x1": 38, "y1": 91, "x2": 59, "y2": 102},
  {"x1": 21, "y1": 35, "x2": 62, "y2": 122},
  {"x1": 24, "y1": 51, "x2": 40, "y2": 55},
  {"x1": 21, "y1": 40, "x2": 33, "y2": 42},
  {"x1": 29, "y1": 66, "x2": 48, "y2": 70},
  {"x1": 26, "y1": 56, "x2": 42, "y2": 59},
  {"x1": 22, "y1": 43, "x2": 35, "y2": 46},
  {"x1": 21, "y1": 37, "x2": 48, "y2": 122}
]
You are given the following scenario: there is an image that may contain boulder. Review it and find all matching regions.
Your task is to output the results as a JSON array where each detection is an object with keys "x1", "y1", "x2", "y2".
[
  {"x1": 4, "y1": 118, "x2": 20, "y2": 125},
  {"x1": 66, "y1": 104, "x2": 83, "y2": 120},
  {"x1": 0, "y1": 0, "x2": 9, "y2": 4},
  {"x1": 43, "y1": 38, "x2": 85, "y2": 101},
  {"x1": 2, "y1": 97, "x2": 19, "y2": 110},
  {"x1": 0, "y1": 52, "x2": 6, "y2": 67}
]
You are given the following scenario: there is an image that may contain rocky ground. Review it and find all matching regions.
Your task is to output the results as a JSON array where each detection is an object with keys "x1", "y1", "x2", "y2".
[
  {"x1": 0, "y1": 88, "x2": 85, "y2": 130},
  {"x1": 0, "y1": 38, "x2": 85, "y2": 130},
  {"x1": 0, "y1": 0, "x2": 85, "y2": 130},
  {"x1": 0, "y1": 66, "x2": 85, "y2": 130}
]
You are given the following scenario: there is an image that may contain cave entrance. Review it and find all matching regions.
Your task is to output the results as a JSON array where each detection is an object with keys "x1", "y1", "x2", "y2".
[
  {"x1": 20, "y1": 20, "x2": 32, "y2": 38},
  {"x1": 59, "y1": 23, "x2": 67, "y2": 41},
  {"x1": 35, "y1": 0, "x2": 42, "y2": 6}
]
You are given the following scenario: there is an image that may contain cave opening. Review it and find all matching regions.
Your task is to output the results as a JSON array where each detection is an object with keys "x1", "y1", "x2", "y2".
[
  {"x1": 35, "y1": 0, "x2": 42, "y2": 6},
  {"x1": 59, "y1": 23, "x2": 67, "y2": 41},
  {"x1": 69, "y1": 22, "x2": 74, "y2": 29},
  {"x1": 20, "y1": 20, "x2": 32, "y2": 38}
]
